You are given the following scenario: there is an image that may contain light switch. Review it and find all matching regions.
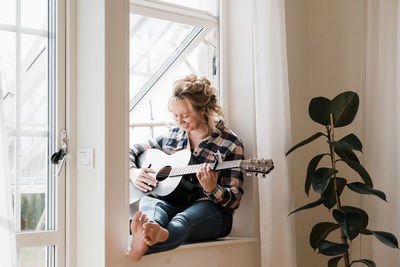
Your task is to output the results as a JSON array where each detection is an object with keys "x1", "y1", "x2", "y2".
[{"x1": 78, "y1": 148, "x2": 93, "y2": 168}]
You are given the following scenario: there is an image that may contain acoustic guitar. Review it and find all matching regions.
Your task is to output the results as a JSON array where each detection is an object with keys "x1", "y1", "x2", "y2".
[{"x1": 129, "y1": 149, "x2": 274, "y2": 204}]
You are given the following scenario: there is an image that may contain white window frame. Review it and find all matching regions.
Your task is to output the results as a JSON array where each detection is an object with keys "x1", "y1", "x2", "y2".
[{"x1": 4, "y1": 0, "x2": 67, "y2": 266}]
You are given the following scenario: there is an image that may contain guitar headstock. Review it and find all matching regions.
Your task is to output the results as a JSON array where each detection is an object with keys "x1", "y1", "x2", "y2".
[{"x1": 240, "y1": 158, "x2": 274, "y2": 177}]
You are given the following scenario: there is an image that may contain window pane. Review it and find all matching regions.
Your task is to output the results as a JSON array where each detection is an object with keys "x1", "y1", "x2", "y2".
[
  {"x1": 0, "y1": 0, "x2": 16, "y2": 25},
  {"x1": 129, "y1": 14, "x2": 197, "y2": 102},
  {"x1": 19, "y1": 136, "x2": 47, "y2": 232},
  {"x1": 21, "y1": 34, "x2": 48, "y2": 131},
  {"x1": 18, "y1": 246, "x2": 48, "y2": 267},
  {"x1": 21, "y1": 0, "x2": 48, "y2": 30},
  {"x1": 175, "y1": 28, "x2": 218, "y2": 83},
  {"x1": 20, "y1": 193, "x2": 46, "y2": 231},
  {"x1": 157, "y1": 0, "x2": 218, "y2": 15},
  {"x1": 0, "y1": 31, "x2": 17, "y2": 109},
  {"x1": 130, "y1": 126, "x2": 170, "y2": 145},
  {"x1": 130, "y1": 27, "x2": 218, "y2": 141},
  {"x1": 2, "y1": 0, "x2": 51, "y2": 235}
]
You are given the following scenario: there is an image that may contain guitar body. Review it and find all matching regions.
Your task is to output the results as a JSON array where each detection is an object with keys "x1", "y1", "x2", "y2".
[{"x1": 129, "y1": 149, "x2": 192, "y2": 204}]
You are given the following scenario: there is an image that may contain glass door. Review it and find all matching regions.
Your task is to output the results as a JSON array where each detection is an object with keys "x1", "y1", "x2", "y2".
[{"x1": 0, "y1": 0, "x2": 66, "y2": 266}]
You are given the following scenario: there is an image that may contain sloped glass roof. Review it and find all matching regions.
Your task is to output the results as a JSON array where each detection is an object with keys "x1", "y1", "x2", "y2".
[{"x1": 129, "y1": 13, "x2": 202, "y2": 111}]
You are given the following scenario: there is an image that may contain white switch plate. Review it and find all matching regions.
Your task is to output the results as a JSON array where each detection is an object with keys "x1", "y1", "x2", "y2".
[{"x1": 78, "y1": 148, "x2": 93, "y2": 169}]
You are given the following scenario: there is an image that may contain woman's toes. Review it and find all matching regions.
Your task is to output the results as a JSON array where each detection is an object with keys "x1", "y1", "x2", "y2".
[{"x1": 133, "y1": 211, "x2": 142, "y2": 220}]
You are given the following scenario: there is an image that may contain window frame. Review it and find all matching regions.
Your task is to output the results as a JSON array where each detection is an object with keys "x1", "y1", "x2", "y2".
[{"x1": 3, "y1": 0, "x2": 67, "y2": 266}]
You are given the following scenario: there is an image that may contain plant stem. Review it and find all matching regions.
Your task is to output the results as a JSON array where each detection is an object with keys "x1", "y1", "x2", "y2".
[{"x1": 329, "y1": 114, "x2": 351, "y2": 267}]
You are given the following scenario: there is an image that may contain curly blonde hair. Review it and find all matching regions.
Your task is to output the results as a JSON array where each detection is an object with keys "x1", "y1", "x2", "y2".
[{"x1": 168, "y1": 74, "x2": 225, "y2": 135}]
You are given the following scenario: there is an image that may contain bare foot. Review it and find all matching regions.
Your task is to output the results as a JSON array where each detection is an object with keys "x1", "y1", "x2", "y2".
[
  {"x1": 129, "y1": 211, "x2": 149, "y2": 262},
  {"x1": 143, "y1": 221, "x2": 169, "y2": 246}
]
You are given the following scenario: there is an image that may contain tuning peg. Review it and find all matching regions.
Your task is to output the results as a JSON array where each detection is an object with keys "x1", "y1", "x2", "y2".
[{"x1": 246, "y1": 172, "x2": 252, "y2": 177}]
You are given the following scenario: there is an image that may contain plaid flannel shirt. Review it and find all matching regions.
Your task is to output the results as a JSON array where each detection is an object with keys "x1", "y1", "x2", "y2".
[{"x1": 129, "y1": 120, "x2": 244, "y2": 210}]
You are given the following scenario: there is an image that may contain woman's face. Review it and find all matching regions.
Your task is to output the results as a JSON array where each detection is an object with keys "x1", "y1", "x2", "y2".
[{"x1": 171, "y1": 100, "x2": 204, "y2": 133}]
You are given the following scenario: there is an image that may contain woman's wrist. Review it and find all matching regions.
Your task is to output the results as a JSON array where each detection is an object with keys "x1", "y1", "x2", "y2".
[
  {"x1": 204, "y1": 186, "x2": 218, "y2": 195},
  {"x1": 203, "y1": 185, "x2": 223, "y2": 199}
]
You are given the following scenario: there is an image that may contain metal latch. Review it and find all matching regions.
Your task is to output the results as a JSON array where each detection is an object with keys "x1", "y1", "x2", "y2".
[{"x1": 50, "y1": 129, "x2": 71, "y2": 176}]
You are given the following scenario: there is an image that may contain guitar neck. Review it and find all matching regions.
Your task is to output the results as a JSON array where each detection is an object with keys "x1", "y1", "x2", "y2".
[{"x1": 169, "y1": 160, "x2": 242, "y2": 177}]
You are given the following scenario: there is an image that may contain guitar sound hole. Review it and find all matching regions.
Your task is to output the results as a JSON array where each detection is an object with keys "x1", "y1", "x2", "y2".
[{"x1": 157, "y1": 166, "x2": 172, "y2": 181}]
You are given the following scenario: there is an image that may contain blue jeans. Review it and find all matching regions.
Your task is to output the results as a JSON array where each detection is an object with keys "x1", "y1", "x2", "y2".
[{"x1": 139, "y1": 196, "x2": 232, "y2": 255}]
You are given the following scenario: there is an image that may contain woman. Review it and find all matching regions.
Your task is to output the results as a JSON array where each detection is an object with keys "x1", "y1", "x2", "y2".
[{"x1": 128, "y1": 74, "x2": 244, "y2": 261}]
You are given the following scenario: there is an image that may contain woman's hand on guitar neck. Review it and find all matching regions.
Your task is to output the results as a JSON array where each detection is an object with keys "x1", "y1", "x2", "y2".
[
  {"x1": 197, "y1": 163, "x2": 218, "y2": 194},
  {"x1": 130, "y1": 168, "x2": 158, "y2": 192}
]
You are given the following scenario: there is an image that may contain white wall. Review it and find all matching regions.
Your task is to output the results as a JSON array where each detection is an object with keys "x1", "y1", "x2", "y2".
[
  {"x1": 285, "y1": 0, "x2": 366, "y2": 266},
  {"x1": 76, "y1": 0, "x2": 105, "y2": 266},
  {"x1": 223, "y1": 0, "x2": 260, "y2": 239}
]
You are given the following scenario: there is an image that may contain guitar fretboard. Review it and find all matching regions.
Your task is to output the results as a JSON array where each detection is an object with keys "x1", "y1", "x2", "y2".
[{"x1": 169, "y1": 160, "x2": 242, "y2": 177}]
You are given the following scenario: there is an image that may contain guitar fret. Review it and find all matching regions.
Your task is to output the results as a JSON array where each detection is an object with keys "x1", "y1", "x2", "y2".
[{"x1": 216, "y1": 160, "x2": 240, "y2": 170}]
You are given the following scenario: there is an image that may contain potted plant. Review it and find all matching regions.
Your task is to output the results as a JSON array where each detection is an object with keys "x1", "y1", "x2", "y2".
[{"x1": 286, "y1": 91, "x2": 398, "y2": 266}]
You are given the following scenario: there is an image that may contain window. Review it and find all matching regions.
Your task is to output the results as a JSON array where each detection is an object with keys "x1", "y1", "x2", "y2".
[
  {"x1": 129, "y1": 0, "x2": 219, "y2": 144},
  {"x1": 1, "y1": 0, "x2": 66, "y2": 266}
]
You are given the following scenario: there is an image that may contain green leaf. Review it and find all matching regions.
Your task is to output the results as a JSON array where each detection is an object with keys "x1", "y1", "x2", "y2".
[
  {"x1": 331, "y1": 133, "x2": 362, "y2": 152},
  {"x1": 328, "y1": 256, "x2": 343, "y2": 267},
  {"x1": 309, "y1": 97, "x2": 331, "y2": 126},
  {"x1": 310, "y1": 222, "x2": 340, "y2": 250},
  {"x1": 332, "y1": 209, "x2": 345, "y2": 226},
  {"x1": 288, "y1": 198, "x2": 325, "y2": 216},
  {"x1": 306, "y1": 154, "x2": 329, "y2": 195},
  {"x1": 372, "y1": 231, "x2": 399, "y2": 249},
  {"x1": 350, "y1": 259, "x2": 376, "y2": 267},
  {"x1": 361, "y1": 229, "x2": 373, "y2": 235},
  {"x1": 343, "y1": 159, "x2": 373, "y2": 187},
  {"x1": 328, "y1": 91, "x2": 359, "y2": 127},
  {"x1": 318, "y1": 240, "x2": 349, "y2": 256},
  {"x1": 364, "y1": 229, "x2": 400, "y2": 248},
  {"x1": 322, "y1": 178, "x2": 347, "y2": 209},
  {"x1": 344, "y1": 212, "x2": 362, "y2": 240},
  {"x1": 341, "y1": 206, "x2": 369, "y2": 230},
  {"x1": 312, "y1": 168, "x2": 338, "y2": 194},
  {"x1": 333, "y1": 210, "x2": 362, "y2": 240},
  {"x1": 335, "y1": 148, "x2": 360, "y2": 163},
  {"x1": 286, "y1": 132, "x2": 326, "y2": 156},
  {"x1": 347, "y1": 182, "x2": 387, "y2": 202}
]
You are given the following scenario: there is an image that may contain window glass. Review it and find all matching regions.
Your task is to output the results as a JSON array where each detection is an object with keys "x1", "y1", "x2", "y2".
[
  {"x1": 130, "y1": 26, "x2": 218, "y2": 142},
  {"x1": 1, "y1": 0, "x2": 52, "y2": 234},
  {"x1": 1, "y1": 0, "x2": 63, "y2": 265},
  {"x1": 157, "y1": 0, "x2": 218, "y2": 15},
  {"x1": 129, "y1": 13, "x2": 197, "y2": 103},
  {"x1": 21, "y1": 0, "x2": 48, "y2": 30},
  {"x1": 18, "y1": 246, "x2": 49, "y2": 267},
  {"x1": 21, "y1": 34, "x2": 48, "y2": 131},
  {"x1": 0, "y1": 31, "x2": 17, "y2": 123},
  {"x1": 0, "y1": 0, "x2": 16, "y2": 25}
]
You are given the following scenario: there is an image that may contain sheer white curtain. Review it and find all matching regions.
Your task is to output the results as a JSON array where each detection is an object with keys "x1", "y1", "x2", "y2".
[
  {"x1": 252, "y1": 0, "x2": 296, "y2": 266},
  {"x1": 0, "y1": 75, "x2": 17, "y2": 267},
  {"x1": 364, "y1": 0, "x2": 400, "y2": 265}
]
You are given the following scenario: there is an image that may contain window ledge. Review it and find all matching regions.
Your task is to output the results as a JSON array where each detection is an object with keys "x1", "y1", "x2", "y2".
[
  {"x1": 177, "y1": 236, "x2": 258, "y2": 250},
  {"x1": 127, "y1": 236, "x2": 258, "y2": 255}
]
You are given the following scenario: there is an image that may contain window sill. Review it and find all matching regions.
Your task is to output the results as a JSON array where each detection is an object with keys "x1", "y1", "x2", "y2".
[
  {"x1": 177, "y1": 236, "x2": 258, "y2": 250},
  {"x1": 127, "y1": 236, "x2": 258, "y2": 254}
]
